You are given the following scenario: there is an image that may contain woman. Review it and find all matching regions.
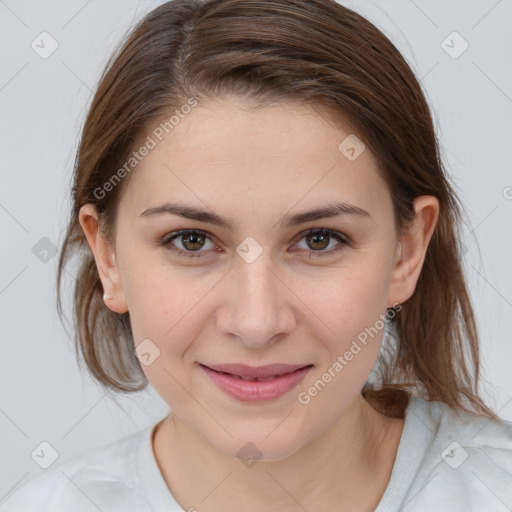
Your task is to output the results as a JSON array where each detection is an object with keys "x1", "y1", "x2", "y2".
[{"x1": 3, "y1": 0, "x2": 511, "y2": 510}]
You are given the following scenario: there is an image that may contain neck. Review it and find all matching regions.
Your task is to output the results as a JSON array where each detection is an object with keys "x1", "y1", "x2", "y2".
[{"x1": 152, "y1": 394, "x2": 404, "y2": 512}]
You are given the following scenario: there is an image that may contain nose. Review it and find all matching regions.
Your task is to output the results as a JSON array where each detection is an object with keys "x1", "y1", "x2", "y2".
[{"x1": 216, "y1": 253, "x2": 296, "y2": 349}]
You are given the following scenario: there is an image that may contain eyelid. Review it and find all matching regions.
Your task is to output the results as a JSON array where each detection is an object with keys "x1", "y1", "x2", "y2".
[
  {"x1": 159, "y1": 227, "x2": 351, "y2": 258},
  {"x1": 159, "y1": 229, "x2": 217, "y2": 258},
  {"x1": 292, "y1": 226, "x2": 350, "y2": 244}
]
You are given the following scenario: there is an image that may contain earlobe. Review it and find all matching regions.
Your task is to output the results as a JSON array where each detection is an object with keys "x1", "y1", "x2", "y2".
[
  {"x1": 387, "y1": 195, "x2": 440, "y2": 307},
  {"x1": 78, "y1": 204, "x2": 129, "y2": 314}
]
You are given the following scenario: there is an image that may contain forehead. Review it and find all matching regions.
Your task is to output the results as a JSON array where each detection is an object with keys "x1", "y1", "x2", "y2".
[{"x1": 118, "y1": 98, "x2": 391, "y2": 226}]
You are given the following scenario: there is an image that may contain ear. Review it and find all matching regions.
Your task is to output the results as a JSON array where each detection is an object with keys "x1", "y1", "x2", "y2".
[
  {"x1": 78, "y1": 204, "x2": 129, "y2": 314},
  {"x1": 387, "y1": 195, "x2": 440, "y2": 307}
]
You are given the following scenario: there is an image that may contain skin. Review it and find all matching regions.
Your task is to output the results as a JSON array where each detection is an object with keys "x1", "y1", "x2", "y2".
[{"x1": 80, "y1": 97, "x2": 439, "y2": 511}]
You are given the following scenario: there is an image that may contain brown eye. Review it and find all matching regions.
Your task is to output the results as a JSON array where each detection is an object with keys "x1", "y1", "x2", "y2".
[
  {"x1": 161, "y1": 230, "x2": 215, "y2": 258},
  {"x1": 180, "y1": 232, "x2": 207, "y2": 251},
  {"x1": 306, "y1": 231, "x2": 330, "y2": 251},
  {"x1": 294, "y1": 228, "x2": 349, "y2": 257},
  {"x1": 159, "y1": 228, "x2": 350, "y2": 260}
]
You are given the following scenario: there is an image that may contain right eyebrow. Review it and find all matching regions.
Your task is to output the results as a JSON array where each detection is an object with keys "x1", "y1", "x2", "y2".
[{"x1": 139, "y1": 200, "x2": 371, "y2": 231}]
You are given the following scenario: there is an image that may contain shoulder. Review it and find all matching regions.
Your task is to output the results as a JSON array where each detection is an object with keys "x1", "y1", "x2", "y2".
[
  {"x1": 414, "y1": 397, "x2": 512, "y2": 462},
  {"x1": 403, "y1": 397, "x2": 512, "y2": 510},
  {"x1": 0, "y1": 427, "x2": 151, "y2": 512}
]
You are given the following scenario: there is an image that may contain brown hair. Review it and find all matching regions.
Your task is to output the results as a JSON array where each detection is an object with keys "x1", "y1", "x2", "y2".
[{"x1": 56, "y1": 0, "x2": 498, "y2": 420}]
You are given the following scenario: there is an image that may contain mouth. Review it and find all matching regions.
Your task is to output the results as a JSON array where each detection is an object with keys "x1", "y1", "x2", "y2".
[{"x1": 199, "y1": 362, "x2": 313, "y2": 402}]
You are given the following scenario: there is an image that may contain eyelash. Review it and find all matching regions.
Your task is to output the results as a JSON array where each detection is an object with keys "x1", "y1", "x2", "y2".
[{"x1": 158, "y1": 228, "x2": 350, "y2": 259}]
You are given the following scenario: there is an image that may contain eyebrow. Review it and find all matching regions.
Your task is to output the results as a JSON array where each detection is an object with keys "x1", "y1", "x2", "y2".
[{"x1": 139, "y1": 201, "x2": 371, "y2": 230}]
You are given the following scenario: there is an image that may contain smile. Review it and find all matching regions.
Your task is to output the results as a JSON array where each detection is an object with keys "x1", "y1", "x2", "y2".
[{"x1": 199, "y1": 363, "x2": 313, "y2": 402}]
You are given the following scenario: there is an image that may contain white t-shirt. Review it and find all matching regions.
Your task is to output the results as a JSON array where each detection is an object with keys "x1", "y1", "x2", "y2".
[{"x1": 1, "y1": 396, "x2": 511, "y2": 511}]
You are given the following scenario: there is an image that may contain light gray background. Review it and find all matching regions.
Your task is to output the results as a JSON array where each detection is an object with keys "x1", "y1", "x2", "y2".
[{"x1": 1, "y1": 0, "x2": 511, "y2": 502}]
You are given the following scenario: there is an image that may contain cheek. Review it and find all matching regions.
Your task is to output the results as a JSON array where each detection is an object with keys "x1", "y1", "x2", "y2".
[
  {"x1": 120, "y1": 245, "x2": 183, "y2": 321},
  {"x1": 295, "y1": 274, "x2": 388, "y2": 414},
  {"x1": 298, "y1": 262, "x2": 389, "y2": 341},
  {"x1": 294, "y1": 267, "x2": 390, "y2": 408},
  {"x1": 124, "y1": 256, "x2": 223, "y2": 379},
  {"x1": 127, "y1": 272, "x2": 202, "y2": 348},
  {"x1": 124, "y1": 266, "x2": 209, "y2": 407}
]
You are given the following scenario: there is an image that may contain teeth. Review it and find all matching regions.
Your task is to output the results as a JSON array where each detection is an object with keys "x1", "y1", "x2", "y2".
[
  {"x1": 212, "y1": 368, "x2": 293, "y2": 381},
  {"x1": 236, "y1": 375, "x2": 281, "y2": 381}
]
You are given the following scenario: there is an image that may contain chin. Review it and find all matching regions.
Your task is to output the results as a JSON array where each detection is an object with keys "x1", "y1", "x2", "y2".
[{"x1": 209, "y1": 424, "x2": 308, "y2": 463}]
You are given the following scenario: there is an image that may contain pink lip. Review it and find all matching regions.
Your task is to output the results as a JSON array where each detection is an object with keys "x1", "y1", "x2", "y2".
[
  {"x1": 203, "y1": 363, "x2": 309, "y2": 379},
  {"x1": 199, "y1": 363, "x2": 313, "y2": 402}
]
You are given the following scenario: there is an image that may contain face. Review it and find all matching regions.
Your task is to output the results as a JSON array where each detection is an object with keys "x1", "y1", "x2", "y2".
[{"x1": 90, "y1": 97, "x2": 413, "y2": 460}]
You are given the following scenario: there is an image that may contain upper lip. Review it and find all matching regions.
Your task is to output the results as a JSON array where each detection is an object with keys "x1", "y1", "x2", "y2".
[{"x1": 201, "y1": 363, "x2": 312, "y2": 379}]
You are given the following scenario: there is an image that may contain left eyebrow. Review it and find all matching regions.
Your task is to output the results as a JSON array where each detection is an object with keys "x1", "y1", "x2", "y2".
[
  {"x1": 280, "y1": 202, "x2": 371, "y2": 228},
  {"x1": 139, "y1": 201, "x2": 371, "y2": 231}
]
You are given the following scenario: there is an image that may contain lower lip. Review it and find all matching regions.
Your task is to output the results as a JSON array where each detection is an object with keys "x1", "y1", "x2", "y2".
[{"x1": 200, "y1": 365, "x2": 312, "y2": 403}]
